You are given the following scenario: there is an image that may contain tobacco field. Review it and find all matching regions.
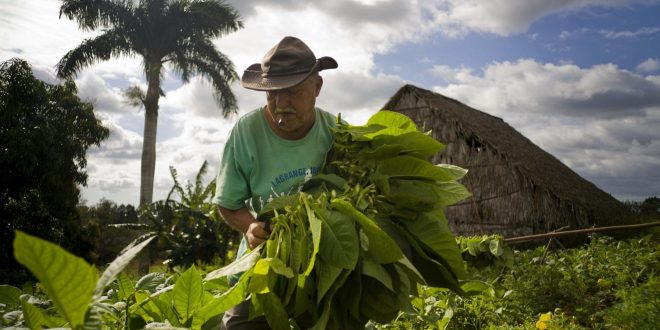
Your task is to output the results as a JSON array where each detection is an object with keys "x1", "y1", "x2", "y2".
[{"x1": 2, "y1": 111, "x2": 658, "y2": 329}]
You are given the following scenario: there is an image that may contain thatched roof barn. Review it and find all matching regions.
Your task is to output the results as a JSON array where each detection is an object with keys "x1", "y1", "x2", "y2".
[{"x1": 383, "y1": 84, "x2": 629, "y2": 237}]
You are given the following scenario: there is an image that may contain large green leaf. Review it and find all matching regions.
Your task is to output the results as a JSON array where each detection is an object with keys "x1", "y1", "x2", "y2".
[
  {"x1": 436, "y1": 163, "x2": 468, "y2": 181},
  {"x1": 390, "y1": 263, "x2": 414, "y2": 313},
  {"x1": 20, "y1": 295, "x2": 47, "y2": 330},
  {"x1": 359, "y1": 276, "x2": 400, "y2": 324},
  {"x1": 0, "y1": 285, "x2": 21, "y2": 309},
  {"x1": 151, "y1": 291, "x2": 181, "y2": 326},
  {"x1": 377, "y1": 155, "x2": 462, "y2": 182},
  {"x1": 372, "y1": 131, "x2": 444, "y2": 158},
  {"x1": 367, "y1": 110, "x2": 417, "y2": 131},
  {"x1": 315, "y1": 257, "x2": 343, "y2": 304},
  {"x1": 13, "y1": 230, "x2": 97, "y2": 329},
  {"x1": 267, "y1": 257, "x2": 294, "y2": 278},
  {"x1": 192, "y1": 269, "x2": 252, "y2": 330},
  {"x1": 302, "y1": 173, "x2": 348, "y2": 193},
  {"x1": 401, "y1": 211, "x2": 466, "y2": 279},
  {"x1": 173, "y1": 265, "x2": 203, "y2": 323},
  {"x1": 358, "y1": 144, "x2": 405, "y2": 160},
  {"x1": 337, "y1": 124, "x2": 386, "y2": 141},
  {"x1": 116, "y1": 272, "x2": 134, "y2": 300},
  {"x1": 331, "y1": 199, "x2": 403, "y2": 264},
  {"x1": 255, "y1": 293, "x2": 289, "y2": 330},
  {"x1": 316, "y1": 208, "x2": 359, "y2": 269},
  {"x1": 387, "y1": 178, "x2": 471, "y2": 210},
  {"x1": 362, "y1": 259, "x2": 394, "y2": 292},
  {"x1": 386, "y1": 179, "x2": 445, "y2": 211},
  {"x1": 136, "y1": 272, "x2": 166, "y2": 293},
  {"x1": 403, "y1": 230, "x2": 463, "y2": 293},
  {"x1": 292, "y1": 275, "x2": 314, "y2": 317},
  {"x1": 205, "y1": 244, "x2": 263, "y2": 280},
  {"x1": 303, "y1": 196, "x2": 323, "y2": 275},
  {"x1": 94, "y1": 235, "x2": 155, "y2": 299},
  {"x1": 311, "y1": 270, "x2": 351, "y2": 330},
  {"x1": 247, "y1": 259, "x2": 276, "y2": 294},
  {"x1": 365, "y1": 126, "x2": 415, "y2": 139}
]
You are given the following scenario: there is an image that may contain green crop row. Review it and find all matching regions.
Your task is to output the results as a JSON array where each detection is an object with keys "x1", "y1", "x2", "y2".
[{"x1": 373, "y1": 232, "x2": 659, "y2": 330}]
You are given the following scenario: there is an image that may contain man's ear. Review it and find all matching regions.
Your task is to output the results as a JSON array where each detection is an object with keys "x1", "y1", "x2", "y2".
[{"x1": 315, "y1": 76, "x2": 323, "y2": 97}]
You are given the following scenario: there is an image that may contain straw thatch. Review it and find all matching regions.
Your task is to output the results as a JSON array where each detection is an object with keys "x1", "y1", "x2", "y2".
[{"x1": 383, "y1": 84, "x2": 630, "y2": 237}]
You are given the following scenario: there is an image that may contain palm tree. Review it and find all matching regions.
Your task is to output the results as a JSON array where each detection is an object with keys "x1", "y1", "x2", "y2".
[{"x1": 56, "y1": 0, "x2": 242, "y2": 206}]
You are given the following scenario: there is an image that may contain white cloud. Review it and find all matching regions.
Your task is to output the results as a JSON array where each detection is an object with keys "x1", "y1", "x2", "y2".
[
  {"x1": 419, "y1": 0, "x2": 654, "y2": 37},
  {"x1": 431, "y1": 59, "x2": 660, "y2": 199},
  {"x1": 559, "y1": 27, "x2": 591, "y2": 40},
  {"x1": 600, "y1": 27, "x2": 660, "y2": 39},
  {"x1": 434, "y1": 59, "x2": 660, "y2": 120},
  {"x1": 637, "y1": 58, "x2": 660, "y2": 72}
]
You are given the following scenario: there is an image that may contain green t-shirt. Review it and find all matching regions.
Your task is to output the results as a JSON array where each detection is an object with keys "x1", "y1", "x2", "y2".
[
  {"x1": 214, "y1": 107, "x2": 336, "y2": 283},
  {"x1": 215, "y1": 106, "x2": 337, "y2": 212}
]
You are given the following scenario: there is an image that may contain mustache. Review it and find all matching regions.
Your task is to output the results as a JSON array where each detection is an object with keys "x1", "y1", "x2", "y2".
[{"x1": 272, "y1": 107, "x2": 296, "y2": 115}]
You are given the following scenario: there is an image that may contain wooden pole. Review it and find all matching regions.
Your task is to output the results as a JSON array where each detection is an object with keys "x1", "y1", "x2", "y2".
[{"x1": 504, "y1": 221, "x2": 660, "y2": 244}]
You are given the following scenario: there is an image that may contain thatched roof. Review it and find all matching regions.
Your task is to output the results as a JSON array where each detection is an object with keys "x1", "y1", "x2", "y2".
[{"x1": 383, "y1": 84, "x2": 628, "y2": 224}]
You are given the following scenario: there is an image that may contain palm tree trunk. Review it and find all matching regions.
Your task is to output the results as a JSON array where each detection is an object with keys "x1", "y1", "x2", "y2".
[
  {"x1": 139, "y1": 61, "x2": 162, "y2": 206},
  {"x1": 138, "y1": 60, "x2": 162, "y2": 274}
]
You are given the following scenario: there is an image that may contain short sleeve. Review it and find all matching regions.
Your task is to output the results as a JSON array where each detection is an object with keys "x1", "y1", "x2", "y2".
[{"x1": 214, "y1": 127, "x2": 251, "y2": 210}]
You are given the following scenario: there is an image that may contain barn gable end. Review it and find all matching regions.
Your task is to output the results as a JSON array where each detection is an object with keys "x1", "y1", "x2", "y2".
[{"x1": 383, "y1": 84, "x2": 629, "y2": 237}]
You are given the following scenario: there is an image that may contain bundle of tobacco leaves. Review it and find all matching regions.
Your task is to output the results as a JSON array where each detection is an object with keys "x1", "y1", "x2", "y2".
[{"x1": 206, "y1": 110, "x2": 471, "y2": 329}]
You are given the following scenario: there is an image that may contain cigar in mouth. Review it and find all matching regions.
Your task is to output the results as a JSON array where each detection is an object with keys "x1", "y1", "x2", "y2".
[{"x1": 276, "y1": 114, "x2": 286, "y2": 127}]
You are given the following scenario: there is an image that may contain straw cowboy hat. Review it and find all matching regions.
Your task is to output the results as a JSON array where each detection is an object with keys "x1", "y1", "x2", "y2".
[{"x1": 240, "y1": 36, "x2": 338, "y2": 91}]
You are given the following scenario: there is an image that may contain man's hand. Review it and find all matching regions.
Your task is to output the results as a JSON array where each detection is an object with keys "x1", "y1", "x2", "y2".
[
  {"x1": 246, "y1": 221, "x2": 270, "y2": 249},
  {"x1": 217, "y1": 206, "x2": 270, "y2": 249}
]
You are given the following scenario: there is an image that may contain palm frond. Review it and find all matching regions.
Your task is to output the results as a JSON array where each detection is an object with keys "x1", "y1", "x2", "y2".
[
  {"x1": 174, "y1": 39, "x2": 238, "y2": 116},
  {"x1": 166, "y1": 165, "x2": 186, "y2": 202},
  {"x1": 165, "y1": 48, "x2": 192, "y2": 83},
  {"x1": 201, "y1": 177, "x2": 217, "y2": 203},
  {"x1": 56, "y1": 28, "x2": 133, "y2": 78},
  {"x1": 194, "y1": 161, "x2": 209, "y2": 193},
  {"x1": 122, "y1": 85, "x2": 146, "y2": 108},
  {"x1": 59, "y1": 0, "x2": 136, "y2": 31},
  {"x1": 185, "y1": 0, "x2": 243, "y2": 37}
]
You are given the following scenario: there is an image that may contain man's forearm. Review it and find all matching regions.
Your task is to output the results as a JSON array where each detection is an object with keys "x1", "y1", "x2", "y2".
[
  {"x1": 217, "y1": 206, "x2": 255, "y2": 234},
  {"x1": 218, "y1": 205, "x2": 269, "y2": 248}
]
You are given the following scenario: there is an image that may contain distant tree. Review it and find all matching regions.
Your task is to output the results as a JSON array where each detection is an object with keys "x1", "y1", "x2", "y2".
[
  {"x1": 57, "y1": 0, "x2": 243, "y2": 206},
  {"x1": 638, "y1": 197, "x2": 660, "y2": 216},
  {"x1": 78, "y1": 199, "x2": 140, "y2": 263},
  {"x1": 0, "y1": 58, "x2": 109, "y2": 285}
]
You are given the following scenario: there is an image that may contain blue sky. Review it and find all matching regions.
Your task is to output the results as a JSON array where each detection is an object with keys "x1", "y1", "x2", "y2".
[
  {"x1": 1, "y1": 0, "x2": 659, "y2": 205},
  {"x1": 376, "y1": 4, "x2": 660, "y2": 85}
]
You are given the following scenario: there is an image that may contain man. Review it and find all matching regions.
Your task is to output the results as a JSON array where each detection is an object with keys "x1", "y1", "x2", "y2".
[{"x1": 214, "y1": 36, "x2": 338, "y2": 329}]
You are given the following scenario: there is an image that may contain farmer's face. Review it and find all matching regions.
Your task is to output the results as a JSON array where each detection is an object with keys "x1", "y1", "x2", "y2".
[{"x1": 265, "y1": 75, "x2": 323, "y2": 140}]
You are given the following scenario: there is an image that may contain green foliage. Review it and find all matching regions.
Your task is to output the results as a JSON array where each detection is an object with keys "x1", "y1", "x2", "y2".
[
  {"x1": 13, "y1": 231, "x2": 98, "y2": 328},
  {"x1": 138, "y1": 161, "x2": 239, "y2": 268},
  {"x1": 624, "y1": 196, "x2": 660, "y2": 223},
  {"x1": 605, "y1": 275, "x2": 660, "y2": 328},
  {"x1": 2, "y1": 231, "x2": 657, "y2": 329},
  {"x1": 457, "y1": 235, "x2": 514, "y2": 269},
  {"x1": 3, "y1": 230, "x2": 154, "y2": 329},
  {"x1": 377, "y1": 233, "x2": 659, "y2": 329},
  {"x1": 205, "y1": 110, "x2": 470, "y2": 329},
  {"x1": 0, "y1": 58, "x2": 109, "y2": 285},
  {"x1": 77, "y1": 199, "x2": 140, "y2": 264}
]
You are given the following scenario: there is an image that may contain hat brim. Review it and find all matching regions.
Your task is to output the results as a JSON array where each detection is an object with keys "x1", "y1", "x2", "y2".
[{"x1": 241, "y1": 56, "x2": 338, "y2": 91}]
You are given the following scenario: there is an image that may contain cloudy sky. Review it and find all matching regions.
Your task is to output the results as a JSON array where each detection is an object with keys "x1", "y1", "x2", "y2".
[{"x1": 1, "y1": 0, "x2": 659, "y2": 205}]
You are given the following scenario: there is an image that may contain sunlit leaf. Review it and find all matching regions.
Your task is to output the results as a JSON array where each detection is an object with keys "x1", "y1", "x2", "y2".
[
  {"x1": 173, "y1": 265, "x2": 203, "y2": 322},
  {"x1": 13, "y1": 230, "x2": 97, "y2": 328},
  {"x1": 95, "y1": 235, "x2": 155, "y2": 300}
]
